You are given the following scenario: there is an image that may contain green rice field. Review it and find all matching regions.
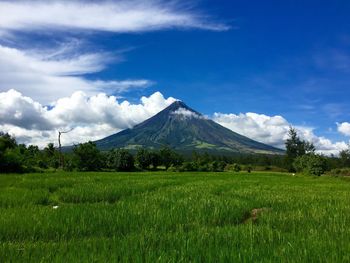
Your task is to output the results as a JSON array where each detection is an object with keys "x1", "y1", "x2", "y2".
[{"x1": 1, "y1": 171, "x2": 350, "y2": 262}]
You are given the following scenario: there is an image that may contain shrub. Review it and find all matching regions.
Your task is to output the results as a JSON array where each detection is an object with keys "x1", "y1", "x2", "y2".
[
  {"x1": 329, "y1": 168, "x2": 350, "y2": 177},
  {"x1": 246, "y1": 165, "x2": 252, "y2": 173},
  {"x1": 208, "y1": 161, "x2": 218, "y2": 172},
  {"x1": 293, "y1": 154, "x2": 328, "y2": 176},
  {"x1": 167, "y1": 165, "x2": 179, "y2": 172},
  {"x1": 197, "y1": 164, "x2": 209, "y2": 172},
  {"x1": 234, "y1": 164, "x2": 241, "y2": 172},
  {"x1": 1, "y1": 148, "x2": 23, "y2": 173},
  {"x1": 217, "y1": 161, "x2": 226, "y2": 172},
  {"x1": 224, "y1": 163, "x2": 241, "y2": 172},
  {"x1": 179, "y1": 162, "x2": 196, "y2": 172}
]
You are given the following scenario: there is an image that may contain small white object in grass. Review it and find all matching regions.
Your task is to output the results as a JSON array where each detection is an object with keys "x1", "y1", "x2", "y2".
[
  {"x1": 292, "y1": 173, "x2": 295, "y2": 176},
  {"x1": 53, "y1": 206, "x2": 59, "y2": 209}
]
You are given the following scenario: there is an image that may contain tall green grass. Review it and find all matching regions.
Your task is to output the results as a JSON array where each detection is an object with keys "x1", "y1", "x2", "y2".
[{"x1": 1, "y1": 172, "x2": 350, "y2": 262}]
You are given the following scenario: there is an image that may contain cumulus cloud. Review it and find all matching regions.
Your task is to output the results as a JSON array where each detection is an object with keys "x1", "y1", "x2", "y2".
[
  {"x1": 0, "y1": 0, "x2": 229, "y2": 34},
  {"x1": 0, "y1": 89, "x2": 176, "y2": 147},
  {"x1": 1, "y1": 88, "x2": 348, "y2": 155},
  {"x1": 213, "y1": 112, "x2": 349, "y2": 155},
  {"x1": 337, "y1": 122, "x2": 350, "y2": 136},
  {"x1": 213, "y1": 112, "x2": 288, "y2": 148},
  {"x1": 172, "y1": 107, "x2": 204, "y2": 119},
  {"x1": 0, "y1": 44, "x2": 152, "y2": 103},
  {"x1": 0, "y1": 89, "x2": 51, "y2": 130}
]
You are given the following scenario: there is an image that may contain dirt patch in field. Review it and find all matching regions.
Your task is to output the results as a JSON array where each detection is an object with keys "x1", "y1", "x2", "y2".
[{"x1": 242, "y1": 207, "x2": 271, "y2": 224}]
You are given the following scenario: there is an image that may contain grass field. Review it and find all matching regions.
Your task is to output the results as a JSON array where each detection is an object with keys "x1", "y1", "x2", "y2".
[{"x1": 1, "y1": 171, "x2": 350, "y2": 262}]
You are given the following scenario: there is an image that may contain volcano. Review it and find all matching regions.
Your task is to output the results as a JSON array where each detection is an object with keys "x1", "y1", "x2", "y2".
[{"x1": 94, "y1": 101, "x2": 283, "y2": 155}]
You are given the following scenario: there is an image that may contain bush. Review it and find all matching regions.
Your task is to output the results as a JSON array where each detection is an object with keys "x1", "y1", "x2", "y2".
[
  {"x1": 179, "y1": 162, "x2": 196, "y2": 172},
  {"x1": 293, "y1": 154, "x2": 328, "y2": 176},
  {"x1": 224, "y1": 163, "x2": 241, "y2": 172},
  {"x1": 328, "y1": 168, "x2": 350, "y2": 177},
  {"x1": 233, "y1": 163, "x2": 241, "y2": 172},
  {"x1": 1, "y1": 148, "x2": 23, "y2": 173},
  {"x1": 246, "y1": 165, "x2": 252, "y2": 173},
  {"x1": 214, "y1": 161, "x2": 225, "y2": 172},
  {"x1": 167, "y1": 165, "x2": 179, "y2": 172},
  {"x1": 206, "y1": 161, "x2": 225, "y2": 172},
  {"x1": 197, "y1": 164, "x2": 209, "y2": 172}
]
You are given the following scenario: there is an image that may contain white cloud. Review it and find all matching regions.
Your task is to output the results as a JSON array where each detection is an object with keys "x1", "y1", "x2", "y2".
[
  {"x1": 295, "y1": 126, "x2": 349, "y2": 156},
  {"x1": 46, "y1": 90, "x2": 176, "y2": 128},
  {"x1": 0, "y1": 89, "x2": 176, "y2": 147},
  {"x1": 172, "y1": 107, "x2": 204, "y2": 119},
  {"x1": 1, "y1": 88, "x2": 348, "y2": 155},
  {"x1": 0, "y1": 0, "x2": 228, "y2": 103},
  {"x1": 0, "y1": 0, "x2": 229, "y2": 34},
  {"x1": 213, "y1": 112, "x2": 349, "y2": 155},
  {"x1": 0, "y1": 89, "x2": 51, "y2": 130},
  {"x1": 337, "y1": 122, "x2": 350, "y2": 136},
  {"x1": 0, "y1": 1, "x2": 229, "y2": 103},
  {"x1": 213, "y1": 112, "x2": 288, "y2": 148},
  {"x1": 0, "y1": 44, "x2": 152, "y2": 103}
]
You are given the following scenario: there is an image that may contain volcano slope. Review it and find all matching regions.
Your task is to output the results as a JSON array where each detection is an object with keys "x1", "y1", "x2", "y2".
[{"x1": 94, "y1": 101, "x2": 283, "y2": 155}]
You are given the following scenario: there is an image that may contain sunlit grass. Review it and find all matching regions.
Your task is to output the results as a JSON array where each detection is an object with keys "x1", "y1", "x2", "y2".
[{"x1": 1, "y1": 172, "x2": 350, "y2": 262}]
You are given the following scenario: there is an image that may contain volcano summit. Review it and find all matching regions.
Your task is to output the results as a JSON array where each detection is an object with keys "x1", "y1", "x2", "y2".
[{"x1": 94, "y1": 101, "x2": 283, "y2": 155}]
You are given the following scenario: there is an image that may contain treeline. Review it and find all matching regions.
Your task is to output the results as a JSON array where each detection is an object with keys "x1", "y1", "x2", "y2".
[
  {"x1": 66, "y1": 142, "x2": 184, "y2": 172},
  {"x1": 0, "y1": 132, "x2": 59, "y2": 173},
  {"x1": 284, "y1": 127, "x2": 350, "y2": 176},
  {"x1": 1, "y1": 131, "x2": 350, "y2": 175}
]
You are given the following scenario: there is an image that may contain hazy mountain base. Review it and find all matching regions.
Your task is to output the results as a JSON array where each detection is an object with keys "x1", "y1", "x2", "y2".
[{"x1": 1, "y1": 171, "x2": 350, "y2": 262}]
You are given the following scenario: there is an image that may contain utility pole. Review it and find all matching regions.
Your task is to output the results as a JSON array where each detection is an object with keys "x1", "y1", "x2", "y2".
[{"x1": 58, "y1": 129, "x2": 73, "y2": 168}]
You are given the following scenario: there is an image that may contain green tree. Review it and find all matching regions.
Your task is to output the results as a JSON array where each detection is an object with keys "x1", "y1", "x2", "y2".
[
  {"x1": 285, "y1": 127, "x2": 315, "y2": 171},
  {"x1": 23, "y1": 145, "x2": 41, "y2": 168},
  {"x1": 0, "y1": 132, "x2": 17, "y2": 151},
  {"x1": 0, "y1": 133, "x2": 23, "y2": 173},
  {"x1": 339, "y1": 145, "x2": 350, "y2": 167},
  {"x1": 159, "y1": 146, "x2": 183, "y2": 170},
  {"x1": 107, "y1": 149, "x2": 134, "y2": 171},
  {"x1": 171, "y1": 151, "x2": 184, "y2": 167},
  {"x1": 73, "y1": 141, "x2": 102, "y2": 171},
  {"x1": 208, "y1": 161, "x2": 225, "y2": 172},
  {"x1": 135, "y1": 148, "x2": 152, "y2": 170},
  {"x1": 44, "y1": 143, "x2": 59, "y2": 168},
  {"x1": 159, "y1": 146, "x2": 172, "y2": 170},
  {"x1": 149, "y1": 151, "x2": 161, "y2": 169}
]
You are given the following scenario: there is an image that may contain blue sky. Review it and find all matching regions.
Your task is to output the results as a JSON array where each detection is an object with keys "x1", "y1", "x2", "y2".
[
  {"x1": 0, "y1": 0, "x2": 350, "y2": 154},
  {"x1": 102, "y1": 0, "x2": 350, "y2": 137}
]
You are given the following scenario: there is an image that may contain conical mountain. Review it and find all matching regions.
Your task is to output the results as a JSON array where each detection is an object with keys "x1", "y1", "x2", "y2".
[{"x1": 94, "y1": 101, "x2": 283, "y2": 155}]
